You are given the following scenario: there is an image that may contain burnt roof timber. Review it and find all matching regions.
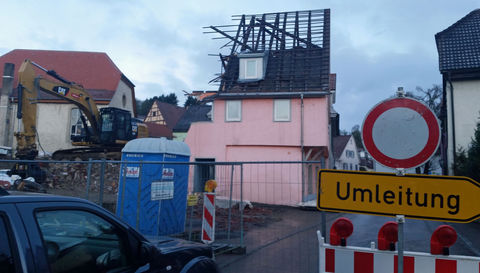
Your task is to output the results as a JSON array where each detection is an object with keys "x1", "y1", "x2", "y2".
[
  {"x1": 255, "y1": 14, "x2": 266, "y2": 51},
  {"x1": 257, "y1": 17, "x2": 320, "y2": 48},
  {"x1": 268, "y1": 13, "x2": 279, "y2": 51},
  {"x1": 294, "y1": 11, "x2": 299, "y2": 47},
  {"x1": 209, "y1": 25, "x2": 253, "y2": 52},
  {"x1": 219, "y1": 53, "x2": 227, "y2": 71},
  {"x1": 241, "y1": 16, "x2": 256, "y2": 51},
  {"x1": 307, "y1": 11, "x2": 312, "y2": 45},
  {"x1": 206, "y1": 9, "x2": 330, "y2": 93},
  {"x1": 231, "y1": 15, "x2": 244, "y2": 55},
  {"x1": 281, "y1": 12, "x2": 287, "y2": 50},
  {"x1": 231, "y1": 9, "x2": 325, "y2": 18}
]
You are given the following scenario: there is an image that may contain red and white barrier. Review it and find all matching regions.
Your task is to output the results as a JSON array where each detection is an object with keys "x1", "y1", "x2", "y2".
[
  {"x1": 318, "y1": 231, "x2": 480, "y2": 273},
  {"x1": 201, "y1": 192, "x2": 215, "y2": 244}
]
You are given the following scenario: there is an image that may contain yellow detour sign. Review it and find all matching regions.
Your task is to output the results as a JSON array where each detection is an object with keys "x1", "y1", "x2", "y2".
[{"x1": 317, "y1": 169, "x2": 480, "y2": 223}]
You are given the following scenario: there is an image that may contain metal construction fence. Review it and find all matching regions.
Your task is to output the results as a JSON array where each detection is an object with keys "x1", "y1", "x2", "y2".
[{"x1": 0, "y1": 159, "x2": 325, "y2": 272}]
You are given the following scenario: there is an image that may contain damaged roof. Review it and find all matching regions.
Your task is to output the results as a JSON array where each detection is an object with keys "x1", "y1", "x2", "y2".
[{"x1": 207, "y1": 9, "x2": 331, "y2": 95}]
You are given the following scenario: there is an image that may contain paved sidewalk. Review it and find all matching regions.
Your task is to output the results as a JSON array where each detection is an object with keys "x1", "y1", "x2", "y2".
[{"x1": 216, "y1": 206, "x2": 337, "y2": 273}]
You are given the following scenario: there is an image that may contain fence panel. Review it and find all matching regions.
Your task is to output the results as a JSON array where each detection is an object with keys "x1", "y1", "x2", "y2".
[{"x1": 1, "y1": 159, "x2": 326, "y2": 272}]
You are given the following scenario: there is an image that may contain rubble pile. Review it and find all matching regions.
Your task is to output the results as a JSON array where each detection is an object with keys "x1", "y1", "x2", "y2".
[{"x1": 45, "y1": 161, "x2": 121, "y2": 194}]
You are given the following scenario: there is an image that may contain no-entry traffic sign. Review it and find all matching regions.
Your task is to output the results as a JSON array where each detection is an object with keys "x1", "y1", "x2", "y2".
[
  {"x1": 317, "y1": 170, "x2": 480, "y2": 223},
  {"x1": 362, "y1": 97, "x2": 440, "y2": 169}
]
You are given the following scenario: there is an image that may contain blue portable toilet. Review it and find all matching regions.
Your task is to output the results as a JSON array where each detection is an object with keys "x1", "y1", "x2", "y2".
[{"x1": 116, "y1": 137, "x2": 190, "y2": 236}]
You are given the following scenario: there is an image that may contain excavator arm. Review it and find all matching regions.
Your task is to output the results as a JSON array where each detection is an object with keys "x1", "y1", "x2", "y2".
[{"x1": 15, "y1": 59, "x2": 101, "y2": 158}]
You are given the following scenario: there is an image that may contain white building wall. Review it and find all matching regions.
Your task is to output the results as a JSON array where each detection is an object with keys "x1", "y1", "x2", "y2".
[
  {"x1": 10, "y1": 103, "x2": 75, "y2": 156},
  {"x1": 109, "y1": 80, "x2": 135, "y2": 115},
  {"x1": 446, "y1": 79, "x2": 480, "y2": 175},
  {"x1": 10, "y1": 102, "x2": 111, "y2": 156}
]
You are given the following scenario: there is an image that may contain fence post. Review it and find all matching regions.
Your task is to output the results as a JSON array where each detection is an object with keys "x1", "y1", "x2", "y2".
[
  {"x1": 120, "y1": 162, "x2": 127, "y2": 218},
  {"x1": 227, "y1": 163, "x2": 234, "y2": 240},
  {"x1": 98, "y1": 158, "x2": 106, "y2": 206},
  {"x1": 85, "y1": 158, "x2": 92, "y2": 200},
  {"x1": 240, "y1": 163, "x2": 244, "y2": 246},
  {"x1": 321, "y1": 157, "x2": 327, "y2": 242}
]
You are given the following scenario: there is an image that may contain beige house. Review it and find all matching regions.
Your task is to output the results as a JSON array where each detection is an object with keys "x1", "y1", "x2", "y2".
[
  {"x1": 435, "y1": 10, "x2": 480, "y2": 174},
  {"x1": 0, "y1": 49, "x2": 137, "y2": 156}
]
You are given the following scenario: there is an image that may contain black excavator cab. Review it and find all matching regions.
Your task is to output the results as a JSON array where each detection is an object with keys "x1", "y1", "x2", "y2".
[
  {"x1": 99, "y1": 107, "x2": 133, "y2": 145},
  {"x1": 71, "y1": 107, "x2": 133, "y2": 145}
]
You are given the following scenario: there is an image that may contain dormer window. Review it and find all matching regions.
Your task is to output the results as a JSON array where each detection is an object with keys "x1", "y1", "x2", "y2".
[
  {"x1": 238, "y1": 52, "x2": 268, "y2": 82},
  {"x1": 245, "y1": 58, "x2": 261, "y2": 79}
]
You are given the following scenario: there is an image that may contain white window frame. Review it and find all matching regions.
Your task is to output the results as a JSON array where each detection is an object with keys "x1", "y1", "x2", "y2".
[
  {"x1": 274, "y1": 99, "x2": 291, "y2": 122},
  {"x1": 239, "y1": 57, "x2": 263, "y2": 80},
  {"x1": 245, "y1": 59, "x2": 258, "y2": 79},
  {"x1": 225, "y1": 100, "x2": 241, "y2": 122}
]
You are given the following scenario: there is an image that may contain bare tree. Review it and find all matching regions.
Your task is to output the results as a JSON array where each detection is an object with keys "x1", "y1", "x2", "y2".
[{"x1": 406, "y1": 85, "x2": 443, "y2": 174}]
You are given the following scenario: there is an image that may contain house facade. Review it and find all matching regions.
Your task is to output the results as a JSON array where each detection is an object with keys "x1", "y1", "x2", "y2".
[
  {"x1": 333, "y1": 135, "x2": 361, "y2": 171},
  {"x1": 185, "y1": 9, "x2": 333, "y2": 205},
  {"x1": 435, "y1": 9, "x2": 480, "y2": 175},
  {"x1": 0, "y1": 49, "x2": 137, "y2": 156}
]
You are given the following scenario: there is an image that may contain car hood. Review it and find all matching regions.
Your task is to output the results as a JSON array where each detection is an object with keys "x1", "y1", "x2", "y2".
[{"x1": 150, "y1": 236, "x2": 212, "y2": 256}]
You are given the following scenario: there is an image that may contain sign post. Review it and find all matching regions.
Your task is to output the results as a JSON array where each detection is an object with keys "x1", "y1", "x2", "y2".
[
  {"x1": 361, "y1": 95, "x2": 440, "y2": 169},
  {"x1": 359, "y1": 91, "x2": 442, "y2": 273}
]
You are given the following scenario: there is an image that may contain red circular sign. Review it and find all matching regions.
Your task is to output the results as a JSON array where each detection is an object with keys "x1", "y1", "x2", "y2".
[{"x1": 362, "y1": 97, "x2": 440, "y2": 169}]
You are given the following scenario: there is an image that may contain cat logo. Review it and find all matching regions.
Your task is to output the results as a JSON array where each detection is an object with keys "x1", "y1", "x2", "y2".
[{"x1": 53, "y1": 86, "x2": 69, "y2": 96}]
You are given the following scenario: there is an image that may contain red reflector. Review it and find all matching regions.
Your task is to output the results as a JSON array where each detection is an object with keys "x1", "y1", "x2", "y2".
[
  {"x1": 332, "y1": 217, "x2": 353, "y2": 238},
  {"x1": 434, "y1": 225, "x2": 457, "y2": 246}
]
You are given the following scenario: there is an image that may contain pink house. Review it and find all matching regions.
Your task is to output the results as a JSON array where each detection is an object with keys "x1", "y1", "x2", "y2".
[{"x1": 186, "y1": 9, "x2": 336, "y2": 205}]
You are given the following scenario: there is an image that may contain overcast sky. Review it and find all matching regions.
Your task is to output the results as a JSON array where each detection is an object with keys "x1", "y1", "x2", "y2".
[{"x1": 0, "y1": 1, "x2": 478, "y2": 131}]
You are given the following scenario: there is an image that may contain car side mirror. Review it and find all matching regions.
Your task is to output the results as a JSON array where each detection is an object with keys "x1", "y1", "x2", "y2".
[
  {"x1": 137, "y1": 241, "x2": 157, "y2": 266},
  {"x1": 96, "y1": 249, "x2": 122, "y2": 270}
]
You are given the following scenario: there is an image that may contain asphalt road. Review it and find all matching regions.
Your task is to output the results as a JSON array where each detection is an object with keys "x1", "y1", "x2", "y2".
[{"x1": 217, "y1": 208, "x2": 480, "y2": 273}]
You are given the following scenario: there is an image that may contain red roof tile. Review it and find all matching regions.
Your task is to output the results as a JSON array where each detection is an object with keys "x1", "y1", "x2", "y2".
[
  {"x1": 145, "y1": 122, "x2": 173, "y2": 138},
  {"x1": 0, "y1": 49, "x2": 123, "y2": 93}
]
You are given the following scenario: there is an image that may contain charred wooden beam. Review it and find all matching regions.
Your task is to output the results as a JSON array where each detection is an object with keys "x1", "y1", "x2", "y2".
[
  {"x1": 231, "y1": 15, "x2": 245, "y2": 55},
  {"x1": 255, "y1": 14, "x2": 266, "y2": 51},
  {"x1": 209, "y1": 25, "x2": 253, "y2": 52},
  {"x1": 241, "y1": 16, "x2": 256, "y2": 51},
  {"x1": 257, "y1": 18, "x2": 320, "y2": 48},
  {"x1": 281, "y1": 13, "x2": 287, "y2": 50},
  {"x1": 268, "y1": 13, "x2": 279, "y2": 51}
]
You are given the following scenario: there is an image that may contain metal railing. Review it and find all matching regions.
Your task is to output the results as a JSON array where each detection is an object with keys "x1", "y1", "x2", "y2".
[{"x1": 0, "y1": 159, "x2": 324, "y2": 272}]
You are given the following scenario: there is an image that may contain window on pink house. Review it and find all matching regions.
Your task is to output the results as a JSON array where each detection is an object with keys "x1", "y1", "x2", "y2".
[
  {"x1": 226, "y1": 100, "x2": 241, "y2": 121},
  {"x1": 274, "y1": 99, "x2": 290, "y2": 121}
]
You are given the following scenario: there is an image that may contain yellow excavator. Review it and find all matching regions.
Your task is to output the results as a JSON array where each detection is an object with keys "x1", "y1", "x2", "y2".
[{"x1": 11, "y1": 59, "x2": 148, "y2": 181}]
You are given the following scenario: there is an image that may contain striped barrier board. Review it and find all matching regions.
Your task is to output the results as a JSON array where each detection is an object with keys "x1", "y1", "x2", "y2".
[
  {"x1": 201, "y1": 192, "x2": 215, "y2": 244},
  {"x1": 317, "y1": 231, "x2": 480, "y2": 273}
]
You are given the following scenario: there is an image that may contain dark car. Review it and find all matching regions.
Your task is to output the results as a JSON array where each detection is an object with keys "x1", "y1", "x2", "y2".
[{"x1": 0, "y1": 188, "x2": 219, "y2": 273}]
